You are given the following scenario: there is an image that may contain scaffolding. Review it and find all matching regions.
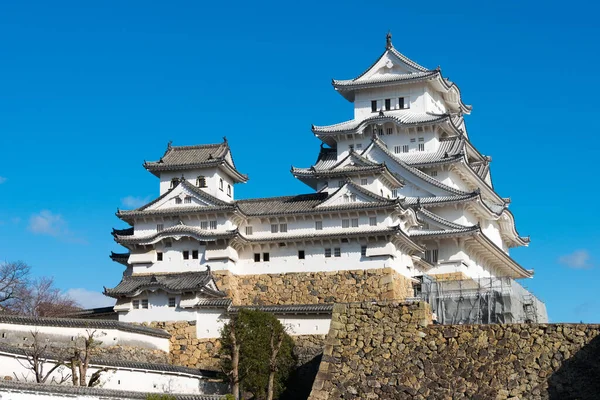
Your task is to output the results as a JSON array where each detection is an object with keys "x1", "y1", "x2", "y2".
[{"x1": 412, "y1": 275, "x2": 548, "y2": 324}]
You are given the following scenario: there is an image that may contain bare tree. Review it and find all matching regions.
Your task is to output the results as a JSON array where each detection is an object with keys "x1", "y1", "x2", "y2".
[
  {"x1": 12, "y1": 276, "x2": 80, "y2": 317},
  {"x1": 0, "y1": 261, "x2": 30, "y2": 312},
  {"x1": 17, "y1": 331, "x2": 71, "y2": 384},
  {"x1": 68, "y1": 329, "x2": 107, "y2": 387}
]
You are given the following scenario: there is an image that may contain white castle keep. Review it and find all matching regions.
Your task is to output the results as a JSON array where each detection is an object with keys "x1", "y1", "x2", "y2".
[{"x1": 106, "y1": 33, "x2": 547, "y2": 331}]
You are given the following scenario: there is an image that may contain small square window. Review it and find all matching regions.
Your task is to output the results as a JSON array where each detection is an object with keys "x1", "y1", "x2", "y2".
[
  {"x1": 271, "y1": 224, "x2": 279, "y2": 233},
  {"x1": 418, "y1": 137, "x2": 424, "y2": 142},
  {"x1": 196, "y1": 176, "x2": 207, "y2": 188},
  {"x1": 141, "y1": 299, "x2": 148, "y2": 309},
  {"x1": 183, "y1": 251, "x2": 189, "y2": 260},
  {"x1": 356, "y1": 143, "x2": 362, "y2": 150},
  {"x1": 351, "y1": 218, "x2": 359, "y2": 227},
  {"x1": 263, "y1": 253, "x2": 270, "y2": 262},
  {"x1": 168, "y1": 298, "x2": 176, "y2": 308},
  {"x1": 219, "y1": 178, "x2": 224, "y2": 191},
  {"x1": 361, "y1": 245, "x2": 367, "y2": 257},
  {"x1": 342, "y1": 219, "x2": 350, "y2": 229},
  {"x1": 369, "y1": 217, "x2": 377, "y2": 226},
  {"x1": 175, "y1": 197, "x2": 182, "y2": 204},
  {"x1": 410, "y1": 138, "x2": 416, "y2": 143},
  {"x1": 184, "y1": 196, "x2": 192, "y2": 204},
  {"x1": 338, "y1": 180, "x2": 345, "y2": 187},
  {"x1": 394, "y1": 146, "x2": 402, "y2": 154},
  {"x1": 418, "y1": 144, "x2": 425, "y2": 151},
  {"x1": 399, "y1": 97, "x2": 407, "y2": 109},
  {"x1": 361, "y1": 178, "x2": 368, "y2": 185},
  {"x1": 245, "y1": 226, "x2": 253, "y2": 235},
  {"x1": 386, "y1": 128, "x2": 393, "y2": 135},
  {"x1": 132, "y1": 300, "x2": 139, "y2": 309},
  {"x1": 156, "y1": 224, "x2": 164, "y2": 232},
  {"x1": 371, "y1": 100, "x2": 377, "y2": 112},
  {"x1": 349, "y1": 144, "x2": 354, "y2": 151},
  {"x1": 385, "y1": 98, "x2": 391, "y2": 111},
  {"x1": 392, "y1": 189, "x2": 398, "y2": 197},
  {"x1": 227, "y1": 184, "x2": 232, "y2": 197},
  {"x1": 280, "y1": 223, "x2": 288, "y2": 233},
  {"x1": 315, "y1": 221, "x2": 323, "y2": 230},
  {"x1": 209, "y1": 221, "x2": 217, "y2": 230},
  {"x1": 334, "y1": 248, "x2": 341, "y2": 257},
  {"x1": 200, "y1": 221, "x2": 208, "y2": 230},
  {"x1": 324, "y1": 248, "x2": 331, "y2": 258},
  {"x1": 402, "y1": 145, "x2": 409, "y2": 153},
  {"x1": 298, "y1": 250, "x2": 305, "y2": 260},
  {"x1": 430, "y1": 171, "x2": 438, "y2": 177},
  {"x1": 254, "y1": 253, "x2": 261, "y2": 262},
  {"x1": 192, "y1": 250, "x2": 199, "y2": 259},
  {"x1": 157, "y1": 252, "x2": 163, "y2": 261}
]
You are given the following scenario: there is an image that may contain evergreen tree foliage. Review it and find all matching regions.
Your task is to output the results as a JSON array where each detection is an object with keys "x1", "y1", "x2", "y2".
[{"x1": 220, "y1": 309, "x2": 296, "y2": 400}]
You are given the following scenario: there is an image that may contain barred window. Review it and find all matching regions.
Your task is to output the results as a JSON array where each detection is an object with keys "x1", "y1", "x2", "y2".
[
  {"x1": 168, "y1": 298, "x2": 176, "y2": 308},
  {"x1": 425, "y1": 249, "x2": 439, "y2": 263},
  {"x1": 369, "y1": 216, "x2": 377, "y2": 226},
  {"x1": 342, "y1": 219, "x2": 350, "y2": 228},
  {"x1": 402, "y1": 145, "x2": 409, "y2": 153},
  {"x1": 200, "y1": 221, "x2": 208, "y2": 230},
  {"x1": 245, "y1": 226, "x2": 253, "y2": 235},
  {"x1": 254, "y1": 253, "x2": 261, "y2": 262},
  {"x1": 351, "y1": 218, "x2": 359, "y2": 228},
  {"x1": 196, "y1": 176, "x2": 207, "y2": 188},
  {"x1": 141, "y1": 299, "x2": 149, "y2": 309},
  {"x1": 315, "y1": 221, "x2": 323, "y2": 230},
  {"x1": 271, "y1": 224, "x2": 279, "y2": 233},
  {"x1": 334, "y1": 248, "x2": 341, "y2": 257},
  {"x1": 361, "y1": 245, "x2": 367, "y2": 257},
  {"x1": 361, "y1": 178, "x2": 368, "y2": 185},
  {"x1": 280, "y1": 223, "x2": 288, "y2": 233},
  {"x1": 263, "y1": 253, "x2": 270, "y2": 262},
  {"x1": 324, "y1": 248, "x2": 331, "y2": 258},
  {"x1": 209, "y1": 220, "x2": 217, "y2": 230},
  {"x1": 156, "y1": 224, "x2": 164, "y2": 232},
  {"x1": 175, "y1": 197, "x2": 182, "y2": 204},
  {"x1": 184, "y1": 196, "x2": 192, "y2": 204},
  {"x1": 132, "y1": 300, "x2": 139, "y2": 309}
]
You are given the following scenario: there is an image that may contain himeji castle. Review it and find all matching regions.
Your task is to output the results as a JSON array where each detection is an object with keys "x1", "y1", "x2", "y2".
[{"x1": 106, "y1": 33, "x2": 547, "y2": 331}]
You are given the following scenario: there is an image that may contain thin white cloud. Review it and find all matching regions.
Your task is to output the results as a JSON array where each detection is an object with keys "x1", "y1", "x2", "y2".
[
  {"x1": 66, "y1": 288, "x2": 115, "y2": 309},
  {"x1": 28, "y1": 210, "x2": 86, "y2": 243},
  {"x1": 121, "y1": 195, "x2": 150, "y2": 209},
  {"x1": 28, "y1": 210, "x2": 68, "y2": 237},
  {"x1": 0, "y1": 176, "x2": 6, "y2": 184},
  {"x1": 558, "y1": 250, "x2": 592, "y2": 269}
]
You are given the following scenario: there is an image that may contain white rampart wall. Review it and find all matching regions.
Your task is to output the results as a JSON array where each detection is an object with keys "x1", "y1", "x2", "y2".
[
  {"x1": 0, "y1": 323, "x2": 168, "y2": 352},
  {"x1": 0, "y1": 351, "x2": 203, "y2": 394}
]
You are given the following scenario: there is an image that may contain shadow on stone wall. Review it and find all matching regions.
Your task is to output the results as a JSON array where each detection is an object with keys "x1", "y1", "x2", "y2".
[
  {"x1": 280, "y1": 353, "x2": 322, "y2": 400},
  {"x1": 548, "y1": 334, "x2": 600, "y2": 399}
]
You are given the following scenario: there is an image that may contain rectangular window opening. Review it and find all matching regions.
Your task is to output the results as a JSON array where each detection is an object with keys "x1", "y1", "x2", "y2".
[
  {"x1": 271, "y1": 224, "x2": 279, "y2": 233},
  {"x1": 385, "y1": 98, "x2": 391, "y2": 111},
  {"x1": 141, "y1": 299, "x2": 148, "y2": 309},
  {"x1": 298, "y1": 250, "x2": 305, "y2": 260},
  {"x1": 156, "y1": 224, "x2": 164, "y2": 232},
  {"x1": 361, "y1": 245, "x2": 367, "y2": 257},
  {"x1": 192, "y1": 250, "x2": 199, "y2": 259},
  {"x1": 209, "y1": 221, "x2": 217, "y2": 230},
  {"x1": 369, "y1": 216, "x2": 377, "y2": 226},
  {"x1": 371, "y1": 100, "x2": 377, "y2": 112},
  {"x1": 342, "y1": 219, "x2": 350, "y2": 229},
  {"x1": 157, "y1": 252, "x2": 163, "y2": 261},
  {"x1": 334, "y1": 248, "x2": 341, "y2": 257},
  {"x1": 361, "y1": 178, "x2": 368, "y2": 185},
  {"x1": 315, "y1": 221, "x2": 323, "y2": 230},
  {"x1": 200, "y1": 221, "x2": 208, "y2": 230},
  {"x1": 183, "y1": 251, "x2": 189, "y2": 260},
  {"x1": 132, "y1": 300, "x2": 139, "y2": 309},
  {"x1": 280, "y1": 223, "x2": 288, "y2": 233},
  {"x1": 351, "y1": 218, "x2": 359, "y2": 228},
  {"x1": 254, "y1": 253, "x2": 261, "y2": 262},
  {"x1": 324, "y1": 248, "x2": 332, "y2": 258},
  {"x1": 168, "y1": 298, "x2": 176, "y2": 308},
  {"x1": 263, "y1": 252, "x2": 270, "y2": 262},
  {"x1": 245, "y1": 226, "x2": 253, "y2": 235}
]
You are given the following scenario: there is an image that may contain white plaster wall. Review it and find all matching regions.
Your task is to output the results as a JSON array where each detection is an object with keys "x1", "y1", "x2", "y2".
[
  {"x1": 420, "y1": 238, "x2": 496, "y2": 280},
  {"x1": 134, "y1": 214, "x2": 233, "y2": 237},
  {"x1": 0, "y1": 351, "x2": 202, "y2": 394},
  {"x1": 118, "y1": 292, "x2": 197, "y2": 323},
  {"x1": 159, "y1": 168, "x2": 235, "y2": 202},
  {"x1": 354, "y1": 83, "x2": 425, "y2": 120},
  {"x1": 194, "y1": 311, "x2": 331, "y2": 339},
  {"x1": 0, "y1": 323, "x2": 168, "y2": 352}
]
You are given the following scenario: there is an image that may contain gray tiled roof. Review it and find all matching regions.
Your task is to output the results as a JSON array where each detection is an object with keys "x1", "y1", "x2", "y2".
[
  {"x1": 396, "y1": 136, "x2": 466, "y2": 167},
  {"x1": 0, "y1": 380, "x2": 222, "y2": 400},
  {"x1": 333, "y1": 70, "x2": 439, "y2": 89},
  {"x1": 104, "y1": 271, "x2": 226, "y2": 299},
  {"x1": 313, "y1": 110, "x2": 448, "y2": 135},
  {"x1": 110, "y1": 251, "x2": 130, "y2": 265},
  {"x1": 403, "y1": 193, "x2": 479, "y2": 207},
  {"x1": 114, "y1": 223, "x2": 237, "y2": 245},
  {"x1": 416, "y1": 208, "x2": 474, "y2": 230},
  {"x1": 143, "y1": 140, "x2": 248, "y2": 182},
  {"x1": 0, "y1": 314, "x2": 170, "y2": 338},
  {"x1": 229, "y1": 303, "x2": 334, "y2": 314},
  {"x1": 409, "y1": 226, "x2": 479, "y2": 239},
  {"x1": 236, "y1": 193, "x2": 329, "y2": 215}
]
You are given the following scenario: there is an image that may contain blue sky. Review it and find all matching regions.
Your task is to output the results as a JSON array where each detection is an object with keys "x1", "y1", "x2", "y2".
[{"x1": 0, "y1": 0, "x2": 597, "y2": 322}]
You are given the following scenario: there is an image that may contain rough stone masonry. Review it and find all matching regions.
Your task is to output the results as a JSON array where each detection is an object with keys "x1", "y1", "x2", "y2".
[{"x1": 308, "y1": 301, "x2": 600, "y2": 400}]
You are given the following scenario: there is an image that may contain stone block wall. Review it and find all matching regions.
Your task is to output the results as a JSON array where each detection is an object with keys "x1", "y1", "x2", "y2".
[
  {"x1": 309, "y1": 301, "x2": 600, "y2": 400},
  {"x1": 214, "y1": 268, "x2": 414, "y2": 306},
  {"x1": 147, "y1": 320, "x2": 328, "y2": 374}
]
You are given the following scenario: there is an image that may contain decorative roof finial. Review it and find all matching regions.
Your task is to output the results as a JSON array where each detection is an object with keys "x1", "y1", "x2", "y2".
[
  {"x1": 223, "y1": 136, "x2": 228, "y2": 143},
  {"x1": 167, "y1": 140, "x2": 173, "y2": 149},
  {"x1": 386, "y1": 31, "x2": 393, "y2": 50}
]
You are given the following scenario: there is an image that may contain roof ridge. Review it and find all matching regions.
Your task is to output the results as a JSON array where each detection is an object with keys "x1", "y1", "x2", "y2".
[{"x1": 236, "y1": 193, "x2": 326, "y2": 203}]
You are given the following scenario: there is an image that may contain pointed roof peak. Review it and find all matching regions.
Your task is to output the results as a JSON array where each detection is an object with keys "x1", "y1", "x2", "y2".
[{"x1": 386, "y1": 31, "x2": 393, "y2": 50}]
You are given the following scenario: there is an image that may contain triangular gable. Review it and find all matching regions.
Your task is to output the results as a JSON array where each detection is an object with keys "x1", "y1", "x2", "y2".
[
  {"x1": 140, "y1": 181, "x2": 229, "y2": 212},
  {"x1": 361, "y1": 140, "x2": 468, "y2": 198},
  {"x1": 327, "y1": 151, "x2": 380, "y2": 170},
  {"x1": 358, "y1": 50, "x2": 422, "y2": 82},
  {"x1": 317, "y1": 182, "x2": 391, "y2": 208},
  {"x1": 417, "y1": 209, "x2": 471, "y2": 231}
]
